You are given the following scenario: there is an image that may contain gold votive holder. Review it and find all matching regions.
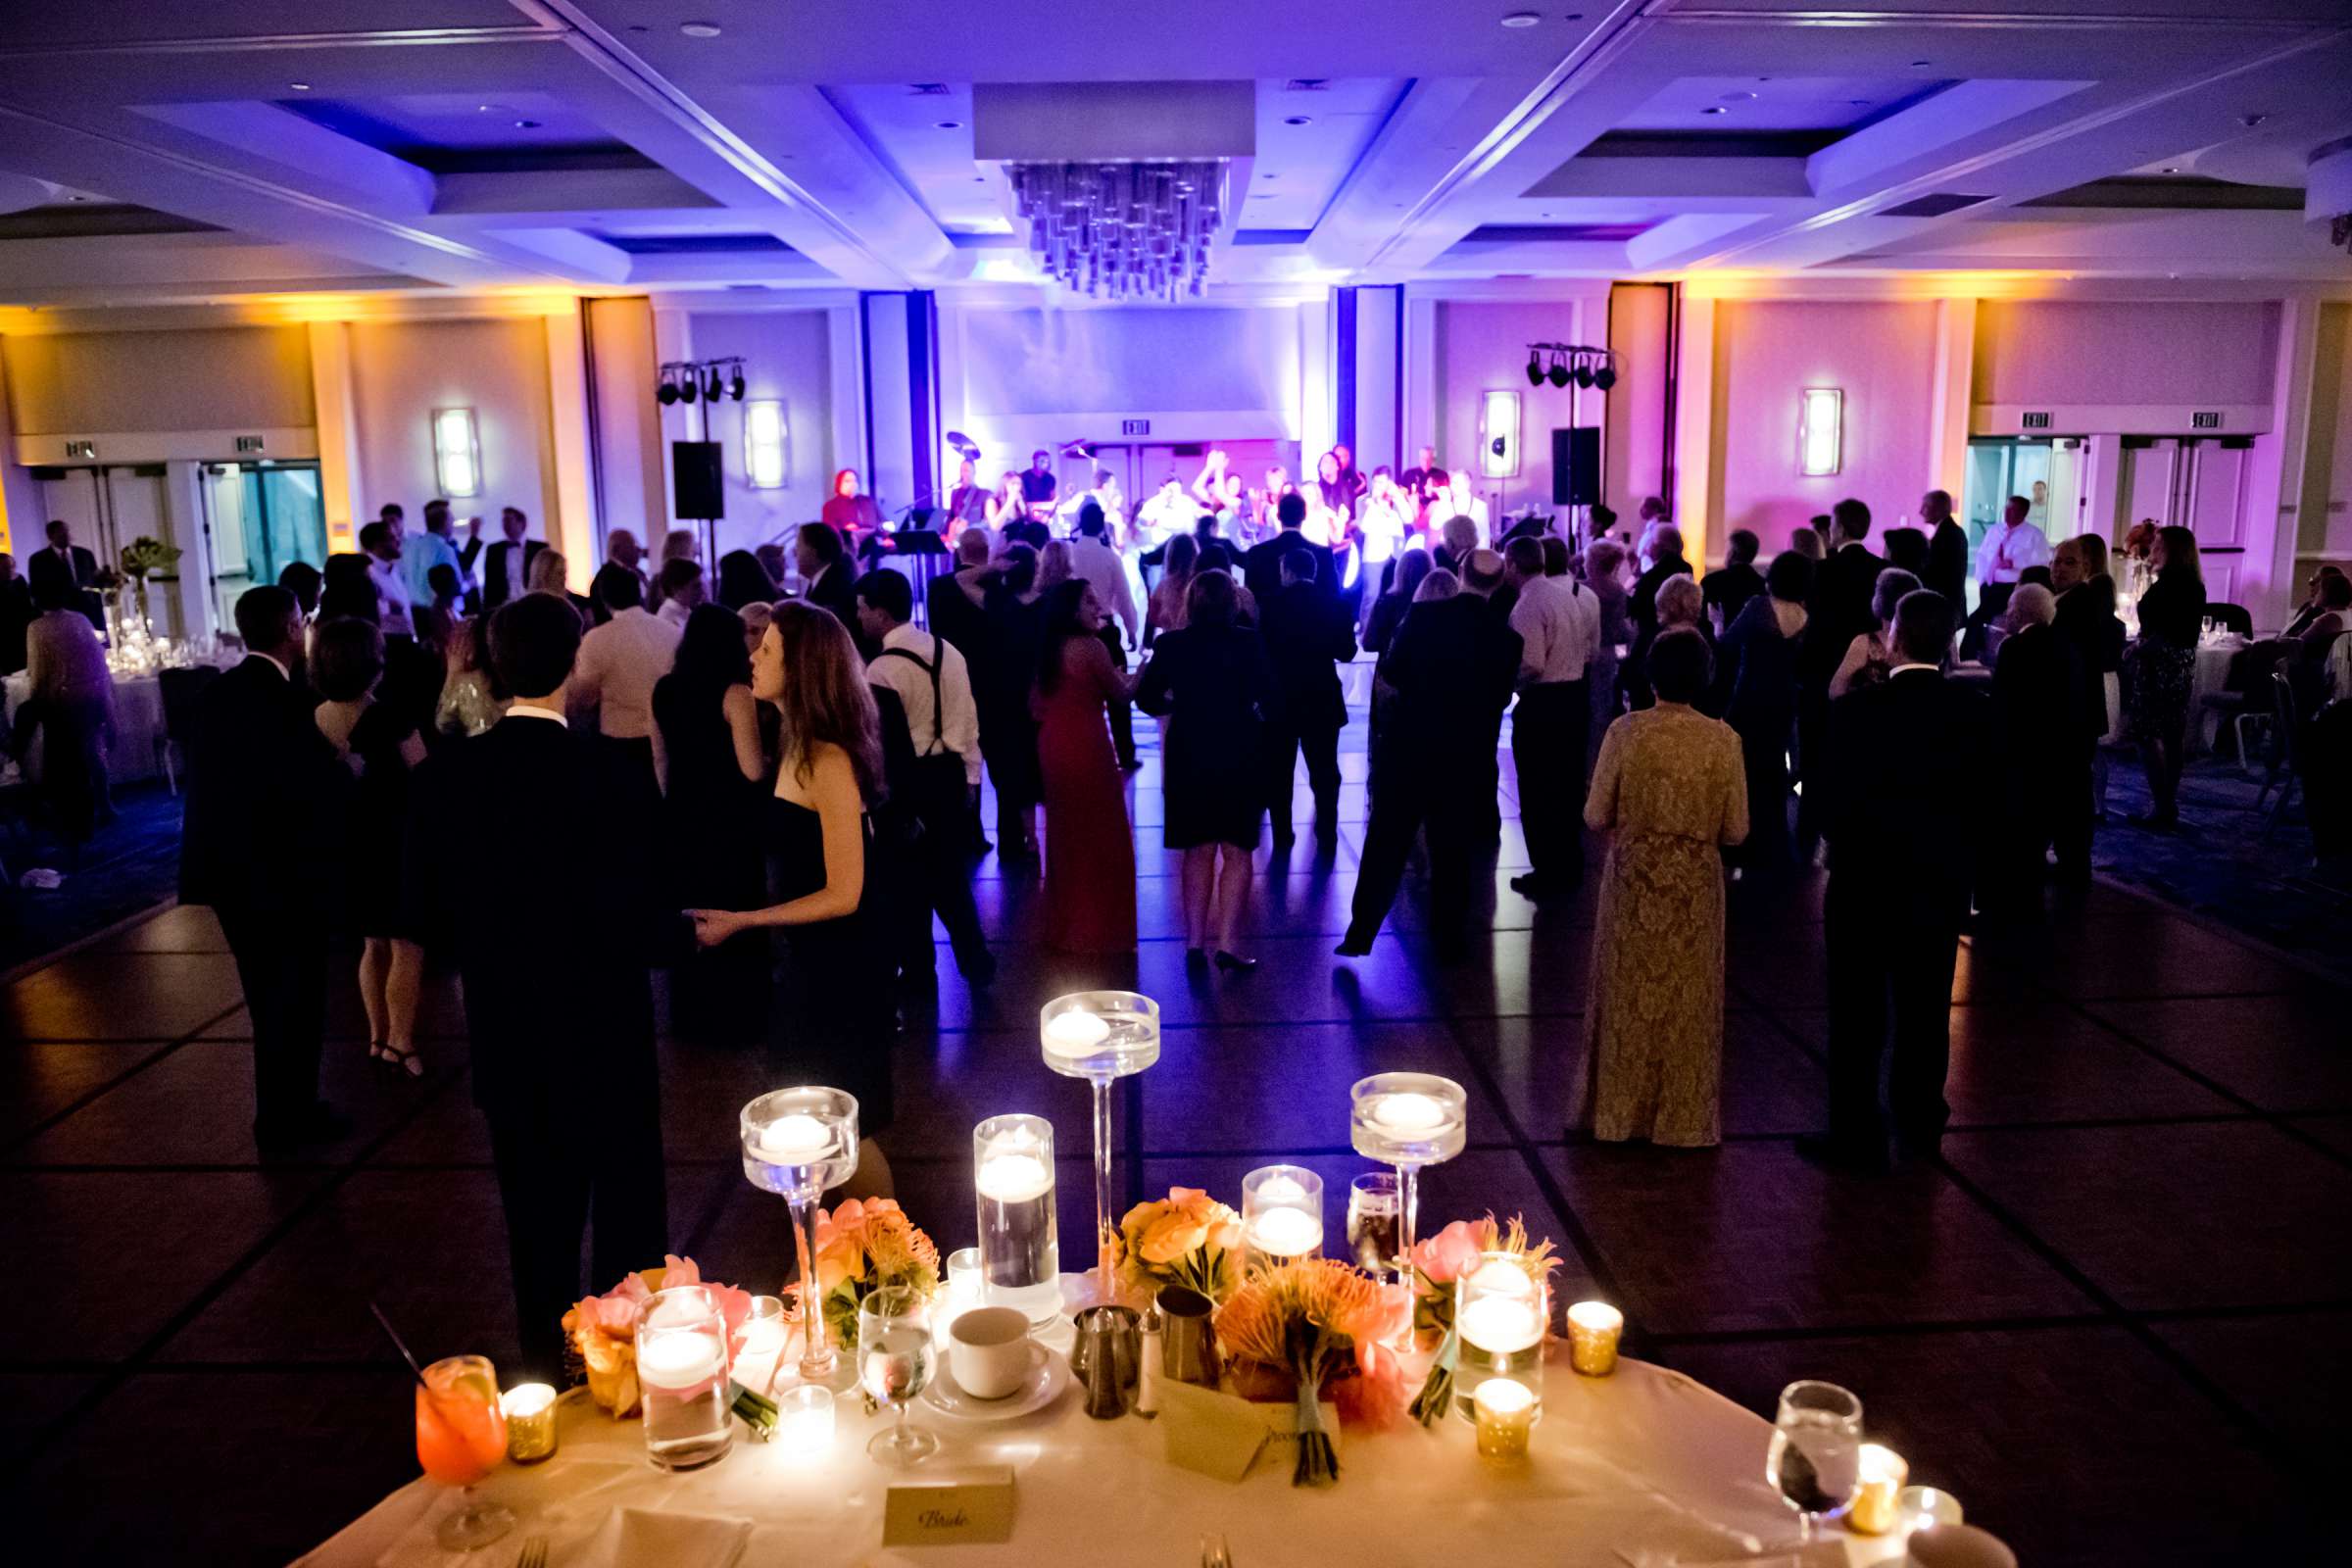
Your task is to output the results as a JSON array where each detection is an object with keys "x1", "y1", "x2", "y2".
[
  {"x1": 500, "y1": 1382, "x2": 558, "y2": 1464},
  {"x1": 1472, "y1": 1376, "x2": 1537, "y2": 1463},
  {"x1": 1847, "y1": 1444, "x2": 1909, "y2": 1535},
  {"x1": 1564, "y1": 1300, "x2": 1623, "y2": 1376}
]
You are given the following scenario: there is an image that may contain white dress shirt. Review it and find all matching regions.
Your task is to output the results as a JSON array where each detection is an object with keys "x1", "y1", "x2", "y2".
[
  {"x1": 657, "y1": 596, "x2": 694, "y2": 630},
  {"x1": 569, "y1": 606, "x2": 681, "y2": 740},
  {"x1": 1976, "y1": 520, "x2": 2050, "y2": 585},
  {"x1": 866, "y1": 622, "x2": 983, "y2": 787},
  {"x1": 1508, "y1": 572, "x2": 1602, "y2": 686},
  {"x1": 1068, "y1": 537, "x2": 1140, "y2": 644},
  {"x1": 1137, "y1": 489, "x2": 1196, "y2": 548},
  {"x1": 368, "y1": 556, "x2": 416, "y2": 636}
]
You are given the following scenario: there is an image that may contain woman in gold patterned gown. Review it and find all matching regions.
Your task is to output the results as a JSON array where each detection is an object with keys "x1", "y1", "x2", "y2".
[{"x1": 1573, "y1": 628, "x2": 1749, "y2": 1147}]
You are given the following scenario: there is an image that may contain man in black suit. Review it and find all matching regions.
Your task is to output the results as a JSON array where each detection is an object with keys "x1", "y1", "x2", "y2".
[
  {"x1": 479, "y1": 506, "x2": 546, "y2": 612},
  {"x1": 27, "y1": 519, "x2": 103, "y2": 630},
  {"x1": 405, "y1": 592, "x2": 671, "y2": 1381},
  {"x1": 1242, "y1": 492, "x2": 1337, "y2": 610},
  {"x1": 1920, "y1": 489, "x2": 1968, "y2": 608},
  {"x1": 1257, "y1": 543, "x2": 1356, "y2": 846},
  {"x1": 1795, "y1": 497, "x2": 1886, "y2": 855},
  {"x1": 1801, "y1": 590, "x2": 1989, "y2": 1172},
  {"x1": 797, "y1": 520, "x2": 861, "y2": 635},
  {"x1": 1624, "y1": 524, "x2": 1692, "y2": 709},
  {"x1": 177, "y1": 586, "x2": 352, "y2": 1151},
  {"x1": 1985, "y1": 584, "x2": 2084, "y2": 919},
  {"x1": 0, "y1": 552, "x2": 31, "y2": 675},
  {"x1": 1340, "y1": 551, "x2": 1523, "y2": 961}
]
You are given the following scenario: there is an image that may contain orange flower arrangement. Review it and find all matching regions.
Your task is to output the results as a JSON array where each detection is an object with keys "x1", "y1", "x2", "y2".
[
  {"x1": 786, "y1": 1198, "x2": 943, "y2": 1353},
  {"x1": 1213, "y1": 1257, "x2": 1409, "y2": 1485},
  {"x1": 562, "y1": 1255, "x2": 751, "y2": 1417},
  {"x1": 1112, "y1": 1187, "x2": 1245, "y2": 1303}
]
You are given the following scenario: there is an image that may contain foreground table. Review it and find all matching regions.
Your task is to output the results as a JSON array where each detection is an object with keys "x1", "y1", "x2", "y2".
[{"x1": 303, "y1": 1322, "x2": 1907, "y2": 1566}]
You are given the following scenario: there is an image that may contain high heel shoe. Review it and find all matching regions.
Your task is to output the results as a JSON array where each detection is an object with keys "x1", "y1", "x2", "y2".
[
  {"x1": 1213, "y1": 950, "x2": 1257, "y2": 973},
  {"x1": 376, "y1": 1042, "x2": 425, "y2": 1078}
]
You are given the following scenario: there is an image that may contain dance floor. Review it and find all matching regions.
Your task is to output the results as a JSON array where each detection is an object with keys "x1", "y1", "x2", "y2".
[{"x1": 4, "y1": 726, "x2": 2343, "y2": 1564}]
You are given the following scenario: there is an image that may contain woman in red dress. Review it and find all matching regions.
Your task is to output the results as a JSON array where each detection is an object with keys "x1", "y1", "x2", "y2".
[{"x1": 1031, "y1": 579, "x2": 1138, "y2": 955}]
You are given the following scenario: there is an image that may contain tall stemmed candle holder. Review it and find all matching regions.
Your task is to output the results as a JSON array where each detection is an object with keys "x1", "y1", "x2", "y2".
[
  {"x1": 739, "y1": 1087, "x2": 859, "y2": 1389},
  {"x1": 973, "y1": 1113, "x2": 1061, "y2": 1326},
  {"x1": 1040, "y1": 992, "x2": 1160, "y2": 1287},
  {"x1": 1241, "y1": 1165, "x2": 1325, "y2": 1266},
  {"x1": 1348, "y1": 1073, "x2": 1467, "y2": 1284}
]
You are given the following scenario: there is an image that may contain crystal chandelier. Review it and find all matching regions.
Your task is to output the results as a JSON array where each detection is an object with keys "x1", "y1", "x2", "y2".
[{"x1": 1005, "y1": 160, "x2": 1228, "y2": 301}]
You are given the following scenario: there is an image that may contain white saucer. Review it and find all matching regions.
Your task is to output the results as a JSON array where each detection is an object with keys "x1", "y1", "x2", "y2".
[{"x1": 920, "y1": 1342, "x2": 1068, "y2": 1422}]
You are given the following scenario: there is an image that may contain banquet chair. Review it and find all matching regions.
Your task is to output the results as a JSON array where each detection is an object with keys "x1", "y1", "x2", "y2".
[
  {"x1": 2207, "y1": 602, "x2": 2253, "y2": 638},
  {"x1": 2260, "y1": 669, "x2": 2301, "y2": 835}
]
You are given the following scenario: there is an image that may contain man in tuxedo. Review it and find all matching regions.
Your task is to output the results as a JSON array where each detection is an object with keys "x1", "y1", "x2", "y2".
[
  {"x1": 178, "y1": 586, "x2": 352, "y2": 1151},
  {"x1": 1341, "y1": 549, "x2": 1523, "y2": 961},
  {"x1": 1985, "y1": 584, "x2": 2085, "y2": 919},
  {"x1": 1257, "y1": 544, "x2": 1356, "y2": 846},
  {"x1": 479, "y1": 506, "x2": 546, "y2": 612},
  {"x1": 27, "y1": 519, "x2": 102, "y2": 630},
  {"x1": 1796, "y1": 498, "x2": 1886, "y2": 855},
  {"x1": 1243, "y1": 492, "x2": 1336, "y2": 610},
  {"x1": 1920, "y1": 488, "x2": 1968, "y2": 608},
  {"x1": 1801, "y1": 590, "x2": 1989, "y2": 1171},
  {"x1": 405, "y1": 591, "x2": 671, "y2": 1382},
  {"x1": 797, "y1": 520, "x2": 860, "y2": 636}
]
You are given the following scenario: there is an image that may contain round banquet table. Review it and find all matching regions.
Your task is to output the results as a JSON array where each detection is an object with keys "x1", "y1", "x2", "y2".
[
  {"x1": 299, "y1": 1280, "x2": 1908, "y2": 1568},
  {"x1": 1, "y1": 668, "x2": 167, "y2": 785}
]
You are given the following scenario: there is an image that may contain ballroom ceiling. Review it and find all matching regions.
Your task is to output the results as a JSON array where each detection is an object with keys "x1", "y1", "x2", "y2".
[{"x1": 0, "y1": 1, "x2": 2347, "y2": 307}]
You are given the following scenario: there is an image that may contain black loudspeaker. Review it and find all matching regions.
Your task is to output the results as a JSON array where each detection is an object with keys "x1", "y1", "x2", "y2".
[
  {"x1": 672, "y1": 441, "x2": 725, "y2": 520},
  {"x1": 1550, "y1": 426, "x2": 1600, "y2": 507}
]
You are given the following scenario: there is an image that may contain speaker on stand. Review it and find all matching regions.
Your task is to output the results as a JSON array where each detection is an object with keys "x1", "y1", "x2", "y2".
[{"x1": 672, "y1": 440, "x2": 725, "y2": 565}]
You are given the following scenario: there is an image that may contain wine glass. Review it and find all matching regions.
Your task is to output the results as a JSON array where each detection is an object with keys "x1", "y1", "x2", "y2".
[
  {"x1": 1765, "y1": 1380, "x2": 1864, "y2": 1541},
  {"x1": 858, "y1": 1286, "x2": 940, "y2": 1466},
  {"x1": 1346, "y1": 1172, "x2": 1401, "y2": 1282},
  {"x1": 415, "y1": 1354, "x2": 514, "y2": 1551}
]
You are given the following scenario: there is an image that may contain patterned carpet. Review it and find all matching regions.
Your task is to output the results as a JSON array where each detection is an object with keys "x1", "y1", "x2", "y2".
[{"x1": 0, "y1": 783, "x2": 185, "y2": 977}]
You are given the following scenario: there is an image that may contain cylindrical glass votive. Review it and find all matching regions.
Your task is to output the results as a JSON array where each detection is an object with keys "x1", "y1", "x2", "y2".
[
  {"x1": 1901, "y1": 1486, "x2": 1965, "y2": 1533},
  {"x1": 1473, "y1": 1376, "x2": 1537, "y2": 1462},
  {"x1": 500, "y1": 1383, "x2": 558, "y2": 1464},
  {"x1": 635, "y1": 1285, "x2": 734, "y2": 1471},
  {"x1": 733, "y1": 1295, "x2": 790, "y2": 1396},
  {"x1": 1241, "y1": 1164, "x2": 1324, "y2": 1264},
  {"x1": 1454, "y1": 1252, "x2": 1545, "y2": 1418},
  {"x1": 973, "y1": 1114, "x2": 1060, "y2": 1326},
  {"x1": 1848, "y1": 1444, "x2": 1909, "y2": 1536},
  {"x1": 775, "y1": 1384, "x2": 836, "y2": 1456},
  {"x1": 1565, "y1": 1300, "x2": 1623, "y2": 1376}
]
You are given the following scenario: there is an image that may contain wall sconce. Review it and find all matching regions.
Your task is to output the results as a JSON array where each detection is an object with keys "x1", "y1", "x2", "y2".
[
  {"x1": 432, "y1": 407, "x2": 481, "y2": 498},
  {"x1": 1799, "y1": 388, "x2": 1842, "y2": 477},
  {"x1": 1480, "y1": 389, "x2": 1521, "y2": 479},
  {"x1": 745, "y1": 399, "x2": 788, "y2": 489}
]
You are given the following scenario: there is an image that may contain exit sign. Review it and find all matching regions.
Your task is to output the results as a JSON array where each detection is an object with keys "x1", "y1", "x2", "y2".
[
  {"x1": 1121, "y1": 418, "x2": 1152, "y2": 435},
  {"x1": 64, "y1": 439, "x2": 95, "y2": 459},
  {"x1": 236, "y1": 434, "x2": 266, "y2": 453},
  {"x1": 2020, "y1": 412, "x2": 2052, "y2": 430},
  {"x1": 2191, "y1": 412, "x2": 2223, "y2": 430}
]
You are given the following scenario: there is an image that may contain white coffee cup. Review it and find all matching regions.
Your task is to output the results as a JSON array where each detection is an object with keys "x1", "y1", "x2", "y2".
[{"x1": 948, "y1": 1306, "x2": 1031, "y2": 1399}]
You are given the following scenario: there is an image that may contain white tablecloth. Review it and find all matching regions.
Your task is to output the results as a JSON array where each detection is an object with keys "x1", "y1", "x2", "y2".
[
  {"x1": 1, "y1": 669, "x2": 167, "y2": 784},
  {"x1": 299, "y1": 1284, "x2": 1901, "y2": 1568},
  {"x1": 2186, "y1": 638, "x2": 2244, "y2": 757}
]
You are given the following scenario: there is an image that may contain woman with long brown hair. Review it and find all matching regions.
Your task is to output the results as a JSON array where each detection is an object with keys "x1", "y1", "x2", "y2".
[
  {"x1": 2124, "y1": 523, "x2": 2206, "y2": 830},
  {"x1": 1033, "y1": 578, "x2": 1139, "y2": 955},
  {"x1": 689, "y1": 602, "x2": 896, "y2": 1195}
]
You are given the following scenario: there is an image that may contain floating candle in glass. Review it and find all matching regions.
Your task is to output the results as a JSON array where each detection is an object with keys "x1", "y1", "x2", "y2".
[
  {"x1": 1040, "y1": 992, "x2": 1161, "y2": 1287},
  {"x1": 1564, "y1": 1300, "x2": 1623, "y2": 1377},
  {"x1": 739, "y1": 1087, "x2": 859, "y2": 1393},
  {"x1": 1472, "y1": 1376, "x2": 1537, "y2": 1462},
  {"x1": 1348, "y1": 1073, "x2": 1468, "y2": 1302},
  {"x1": 973, "y1": 1114, "x2": 1060, "y2": 1326},
  {"x1": 1454, "y1": 1253, "x2": 1545, "y2": 1418},
  {"x1": 1241, "y1": 1165, "x2": 1324, "y2": 1263},
  {"x1": 499, "y1": 1383, "x2": 557, "y2": 1464}
]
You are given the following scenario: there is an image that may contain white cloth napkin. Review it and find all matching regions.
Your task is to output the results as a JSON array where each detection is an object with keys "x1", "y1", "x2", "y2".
[{"x1": 563, "y1": 1507, "x2": 752, "y2": 1568}]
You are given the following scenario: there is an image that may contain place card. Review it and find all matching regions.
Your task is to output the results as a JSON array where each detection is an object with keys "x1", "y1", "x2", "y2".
[
  {"x1": 1157, "y1": 1378, "x2": 1341, "y2": 1484},
  {"x1": 883, "y1": 1465, "x2": 1015, "y2": 1545}
]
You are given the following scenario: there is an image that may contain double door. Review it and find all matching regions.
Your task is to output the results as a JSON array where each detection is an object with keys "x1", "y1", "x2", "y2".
[{"x1": 2115, "y1": 438, "x2": 2249, "y2": 604}]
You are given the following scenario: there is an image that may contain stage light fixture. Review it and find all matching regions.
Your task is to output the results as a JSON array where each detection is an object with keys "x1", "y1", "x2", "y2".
[
  {"x1": 1592, "y1": 363, "x2": 1618, "y2": 392},
  {"x1": 1572, "y1": 357, "x2": 1595, "y2": 390},
  {"x1": 656, "y1": 369, "x2": 679, "y2": 407},
  {"x1": 1546, "y1": 354, "x2": 1570, "y2": 389},
  {"x1": 728, "y1": 366, "x2": 747, "y2": 401},
  {"x1": 1525, "y1": 350, "x2": 1545, "y2": 387},
  {"x1": 679, "y1": 371, "x2": 698, "y2": 404},
  {"x1": 701, "y1": 364, "x2": 722, "y2": 402}
]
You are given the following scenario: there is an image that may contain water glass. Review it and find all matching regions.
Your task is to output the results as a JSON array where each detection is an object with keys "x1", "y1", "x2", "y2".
[
  {"x1": 859, "y1": 1286, "x2": 940, "y2": 1466},
  {"x1": 636, "y1": 1285, "x2": 734, "y2": 1471},
  {"x1": 1346, "y1": 1172, "x2": 1401, "y2": 1281},
  {"x1": 1765, "y1": 1380, "x2": 1864, "y2": 1539}
]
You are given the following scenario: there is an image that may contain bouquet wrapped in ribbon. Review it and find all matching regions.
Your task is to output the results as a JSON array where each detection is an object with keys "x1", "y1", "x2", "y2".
[
  {"x1": 1111, "y1": 1186, "x2": 1245, "y2": 1305},
  {"x1": 1213, "y1": 1258, "x2": 1408, "y2": 1486},
  {"x1": 1406, "y1": 1215, "x2": 1559, "y2": 1426},
  {"x1": 563, "y1": 1255, "x2": 752, "y2": 1417}
]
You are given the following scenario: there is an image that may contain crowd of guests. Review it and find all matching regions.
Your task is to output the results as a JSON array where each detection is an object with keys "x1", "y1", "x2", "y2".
[{"x1": 161, "y1": 458, "x2": 2351, "y2": 1377}]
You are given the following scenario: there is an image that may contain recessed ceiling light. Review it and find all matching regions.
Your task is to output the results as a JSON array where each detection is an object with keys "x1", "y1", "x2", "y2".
[
  {"x1": 289, "y1": 82, "x2": 311, "y2": 92},
  {"x1": 1701, "y1": 107, "x2": 1728, "y2": 116},
  {"x1": 1501, "y1": 11, "x2": 1541, "y2": 26},
  {"x1": 2239, "y1": 112, "x2": 2269, "y2": 128},
  {"x1": 1909, "y1": 59, "x2": 1932, "y2": 68},
  {"x1": 1284, "y1": 116, "x2": 1313, "y2": 126},
  {"x1": 67, "y1": 194, "x2": 89, "y2": 203},
  {"x1": 935, "y1": 120, "x2": 962, "y2": 129},
  {"x1": 2163, "y1": 166, "x2": 2180, "y2": 173},
  {"x1": 1719, "y1": 91, "x2": 1755, "y2": 102},
  {"x1": 681, "y1": 22, "x2": 722, "y2": 37},
  {"x1": 514, "y1": 120, "x2": 542, "y2": 129}
]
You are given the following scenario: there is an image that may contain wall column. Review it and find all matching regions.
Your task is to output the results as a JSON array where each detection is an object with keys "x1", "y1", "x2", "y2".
[
  {"x1": 1348, "y1": 284, "x2": 1404, "y2": 473},
  {"x1": 1927, "y1": 295, "x2": 1978, "y2": 502},
  {"x1": 542, "y1": 300, "x2": 597, "y2": 588},
  {"x1": 2242, "y1": 294, "x2": 2325, "y2": 626},
  {"x1": 583, "y1": 296, "x2": 664, "y2": 561},
  {"x1": 306, "y1": 320, "x2": 364, "y2": 554},
  {"x1": 857, "y1": 291, "x2": 941, "y2": 517},
  {"x1": 1670, "y1": 290, "x2": 1718, "y2": 572},
  {"x1": 1401, "y1": 292, "x2": 1439, "y2": 471}
]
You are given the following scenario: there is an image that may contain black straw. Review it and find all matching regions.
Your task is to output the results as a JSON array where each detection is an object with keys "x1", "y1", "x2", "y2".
[{"x1": 368, "y1": 1299, "x2": 432, "y2": 1392}]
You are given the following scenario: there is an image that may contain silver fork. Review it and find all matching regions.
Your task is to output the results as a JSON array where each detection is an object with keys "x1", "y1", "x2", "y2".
[
  {"x1": 514, "y1": 1536, "x2": 549, "y2": 1568},
  {"x1": 1200, "y1": 1534, "x2": 1233, "y2": 1568}
]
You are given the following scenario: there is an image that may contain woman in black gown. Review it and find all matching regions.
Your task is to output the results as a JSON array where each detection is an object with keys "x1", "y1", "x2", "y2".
[
  {"x1": 688, "y1": 602, "x2": 896, "y2": 1198},
  {"x1": 653, "y1": 603, "x2": 769, "y2": 1043},
  {"x1": 1135, "y1": 569, "x2": 1274, "y2": 968},
  {"x1": 1713, "y1": 550, "x2": 1812, "y2": 876}
]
